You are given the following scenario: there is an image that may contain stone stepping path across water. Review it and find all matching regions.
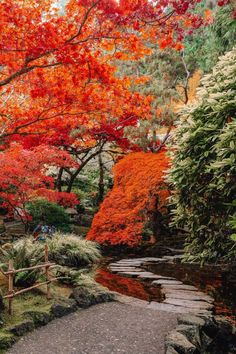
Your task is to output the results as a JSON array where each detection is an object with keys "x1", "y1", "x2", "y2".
[{"x1": 108, "y1": 257, "x2": 215, "y2": 316}]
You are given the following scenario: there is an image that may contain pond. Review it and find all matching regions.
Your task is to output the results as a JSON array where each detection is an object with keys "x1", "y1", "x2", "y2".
[{"x1": 96, "y1": 259, "x2": 236, "y2": 324}]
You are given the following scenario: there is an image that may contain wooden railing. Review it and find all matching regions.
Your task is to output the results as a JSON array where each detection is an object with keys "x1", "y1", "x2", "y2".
[{"x1": 2, "y1": 245, "x2": 58, "y2": 315}]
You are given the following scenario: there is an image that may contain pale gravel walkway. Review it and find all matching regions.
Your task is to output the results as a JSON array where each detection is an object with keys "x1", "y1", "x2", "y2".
[{"x1": 8, "y1": 302, "x2": 177, "y2": 354}]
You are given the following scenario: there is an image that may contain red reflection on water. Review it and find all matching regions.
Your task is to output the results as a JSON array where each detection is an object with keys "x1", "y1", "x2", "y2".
[{"x1": 96, "y1": 268, "x2": 150, "y2": 301}]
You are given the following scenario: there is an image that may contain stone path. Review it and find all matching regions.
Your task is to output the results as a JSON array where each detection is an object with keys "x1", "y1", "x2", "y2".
[
  {"x1": 8, "y1": 302, "x2": 178, "y2": 354},
  {"x1": 108, "y1": 257, "x2": 214, "y2": 315}
]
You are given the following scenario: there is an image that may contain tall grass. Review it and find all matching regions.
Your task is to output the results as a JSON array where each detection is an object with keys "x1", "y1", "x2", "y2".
[{"x1": 48, "y1": 233, "x2": 101, "y2": 267}]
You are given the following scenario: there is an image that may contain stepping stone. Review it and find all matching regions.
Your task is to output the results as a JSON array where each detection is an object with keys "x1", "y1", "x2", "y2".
[
  {"x1": 163, "y1": 290, "x2": 213, "y2": 303},
  {"x1": 147, "y1": 302, "x2": 210, "y2": 315},
  {"x1": 150, "y1": 276, "x2": 176, "y2": 283},
  {"x1": 163, "y1": 298, "x2": 213, "y2": 310},
  {"x1": 164, "y1": 293, "x2": 213, "y2": 303},
  {"x1": 137, "y1": 272, "x2": 162, "y2": 279},
  {"x1": 140, "y1": 257, "x2": 168, "y2": 262},
  {"x1": 110, "y1": 268, "x2": 143, "y2": 273},
  {"x1": 116, "y1": 271, "x2": 147, "y2": 278},
  {"x1": 161, "y1": 284, "x2": 198, "y2": 291},
  {"x1": 152, "y1": 280, "x2": 183, "y2": 286}
]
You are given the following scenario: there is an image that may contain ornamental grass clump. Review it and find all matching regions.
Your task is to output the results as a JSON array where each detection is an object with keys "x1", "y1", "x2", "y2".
[
  {"x1": 167, "y1": 47, "x2": 236, "y2": 263},
  {"x1": 47, "y1": 233, "x2": 101, "y2": 268},
  {"x1": 0, "y1": 238, "x2": 43, "y2": 287}
]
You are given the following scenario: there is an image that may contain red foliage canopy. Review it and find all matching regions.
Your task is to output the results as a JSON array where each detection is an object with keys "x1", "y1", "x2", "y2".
[{"x1": 87, "y1": 151, "x2": 170, "y2": 246}]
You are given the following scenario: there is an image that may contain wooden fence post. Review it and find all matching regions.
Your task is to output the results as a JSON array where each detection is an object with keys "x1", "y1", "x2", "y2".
[
  {"x1": 8, "y1": 259, "x2": 14, "y2": 315},
  {"x1": 44, "y1": 245, "x2": 51, "y2": 299}
]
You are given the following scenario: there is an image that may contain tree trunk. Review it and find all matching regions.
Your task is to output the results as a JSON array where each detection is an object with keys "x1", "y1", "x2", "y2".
[{"x1": 97, "y1": 153, "x2": 105, "y2": 205}]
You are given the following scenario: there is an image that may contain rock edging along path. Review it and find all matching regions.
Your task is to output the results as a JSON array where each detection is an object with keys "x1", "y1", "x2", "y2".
[
  {"x1": 108, "y1": 257, "x2": 214, "y2": 315},
  {"x1": 7, "y1": 302, "x2": 178, "y2": 354}
]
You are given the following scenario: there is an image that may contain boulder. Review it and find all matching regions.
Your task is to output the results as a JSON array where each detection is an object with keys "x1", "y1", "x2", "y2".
[
  {"x1": 24, "y1": 310, "x2": 54, "y2": 327},
  {"x1": 9, "y1": 320, "x2": 34, "y2": 336},
  {"x1": 71, "y1": 287, "x2": 114, "y2": 308},
  {"x1": 166, "y1": 331, "x2": 199, "y2": 354},
  {"x1": 175, "y1": 324, "x2": 201, "y2": 348},
  {"x1": 51, "y1": 298, "x2": 77, "y2": 318},
  {"x1": 178, "y1": 314, "x2": 205, "y2": 328}
]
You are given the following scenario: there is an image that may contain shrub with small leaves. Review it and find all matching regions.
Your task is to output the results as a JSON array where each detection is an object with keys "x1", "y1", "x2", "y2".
[{"x1": 167, "y1": 47, "x2": 236, "y2": 263}]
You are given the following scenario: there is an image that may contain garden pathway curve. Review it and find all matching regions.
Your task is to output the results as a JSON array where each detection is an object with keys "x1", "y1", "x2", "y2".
[{"x1": 8, "y1": 302, "x2": 177, "y2": 354}]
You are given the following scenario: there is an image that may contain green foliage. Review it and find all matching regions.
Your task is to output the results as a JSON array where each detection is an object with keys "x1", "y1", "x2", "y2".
[
  {"x1": 0, "y1": 239, "x2": 43, "y2": 287},
  {"x1": 27, "y1": 199, "x2": 71, "y2": 232},
  {"x1": 167, "y1": 48, "x2": 236, "y2": 263},
  {"x1": 184, "y1": 5, "x2": 236, "y2": 73},
  {"x1": 47, "y1": 232, "x2": 101, "y2": 267},
  {"x1": 0, "y1": 233, "x2": 101, "y2": 286}
]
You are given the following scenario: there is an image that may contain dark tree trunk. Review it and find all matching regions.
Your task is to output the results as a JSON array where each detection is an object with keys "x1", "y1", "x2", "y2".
[
  {"x1": 97, "y1": 153, "x2": 105, "y2": 205},
  {"x1": 151, "y1": 196, "x2": 163, "y2": 243},
  {"x1": 56, "y1": 167, "x2": 64, "y2": 192}
]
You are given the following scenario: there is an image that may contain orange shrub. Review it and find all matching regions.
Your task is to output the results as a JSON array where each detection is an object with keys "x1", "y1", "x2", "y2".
[{"x1": 87, "y1": 151, "x2": 170, "y2": 246}]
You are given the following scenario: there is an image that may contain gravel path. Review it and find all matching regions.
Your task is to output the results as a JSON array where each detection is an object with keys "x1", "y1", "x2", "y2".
[{"x1": 8, "y1": 302, "x2": 177, "y2": 354}]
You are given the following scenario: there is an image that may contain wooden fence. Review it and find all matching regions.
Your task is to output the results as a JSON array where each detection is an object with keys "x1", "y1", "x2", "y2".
[{"x1": 2, "y1": 245, "x2": 58, "y2": 315}]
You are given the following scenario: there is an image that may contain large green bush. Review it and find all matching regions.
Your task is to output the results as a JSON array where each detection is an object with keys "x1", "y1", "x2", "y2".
[
  {"x1": 167, "y1": 48, "x2": 236, "y2": 263},
  {"x1": 27, "y1": 199, "x2": 71, "y2": 232}
]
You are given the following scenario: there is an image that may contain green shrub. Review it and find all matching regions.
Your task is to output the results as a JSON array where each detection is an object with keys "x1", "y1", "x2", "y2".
[
  {"x1": 0, "y1": 233, "x2": 101, "y2": 287},
  {"x1": 167, "y1": 48, "x2": 236, "y2": 263},
  {"x1": 0, "y1": 239, "x2": 44, "y2": 287},
  {"x1": 47, "y1": 233, "x2": 101, "y2": 267},
  {"x1": 27, "y1": 199, "x2": 71, "y2": 232}
]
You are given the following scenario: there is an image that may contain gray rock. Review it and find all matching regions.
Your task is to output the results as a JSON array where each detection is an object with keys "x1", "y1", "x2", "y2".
[
  {"x1": 109, "y1": 267, "x2": 143, "y2": 273},
  {"x1": 166, "y1": 347, "x2": 179, "y2": 354},
  {"x1": 51, "y1": 298, "x2": 77, "y2": 317},
  {"x1": 164, "y1": 292, "x2": 213, "y2": 303},
  {"x1": 117, "y1": 271, "x2": 141, "y2": 277},
  {"x1": 163, "y1": 299, "x2": 213, "y2": 310},
  {"x1": 24, "y1": 310, "x2": 54, "y2": 327},
  {"x1": 175, "y1": 324, "x2": 201, "y2": 348},
  {"x1": 137, "y1": 272, "x2": 161, "y2": 279},
  {"x1": 178, "y1": 314, "x2": 205, "y2": 327},
  {"x1": 153, "y1": 280, "x2": 183, "y2": 285},
  {"x1": 72, "y1": 287, "x2": 114, "y2": 308},
  {"x1": 9, "y1": 320, "x2": 34, "y2": 336},
  {"x1": 161, "y1": 285, "x2": 198, "y2": 291},
  {"x1": 166, "y1": 331, "x2": 199, "y2": 354}
]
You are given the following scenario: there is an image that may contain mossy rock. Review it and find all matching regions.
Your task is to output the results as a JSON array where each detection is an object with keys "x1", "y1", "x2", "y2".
[
  {"x1": 71, "y1": 286, "x2": 115, "y2": 308},
  {"x1": 0, "y1": 332, "x2": 16, "y2": 350},
  {"x1": 8, "y1": 319, "x2": 34, "y2": 336},
  {"x1": 23, "y1": 310, "x2": 54, "y2": 327},
  {"x1": 51, "y1": 298, "x2": 77, "y2": 318}
]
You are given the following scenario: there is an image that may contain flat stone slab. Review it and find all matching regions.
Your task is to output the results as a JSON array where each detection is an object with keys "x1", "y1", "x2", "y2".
[
  {"x1": 161, "y1": 285, "x2": 198, "y2": 291},
  {"x1": 137, "y1": 272, "x2": 162, "y2": 279},
  {"x1": 152, "y1": 280, "x2": 183, "y2": 286},
  {"x1": 150, "y1": 276, "x2": 176, "y2": 281},
  {"x1": 163, "y1": 299, "x2": 213, "y2": 310},
  {"x1": 116, "y1": 271, "x2": 154, "y2": 278},
  {"x1": 163, "y1": 291, "x2": 213, "y2": 303},
  {"x1": 148, "y1": 302, "x2": 211, "y2": 315},
  {"x1": 109, "y1": 267, "x2": 143, "y2": 273}
]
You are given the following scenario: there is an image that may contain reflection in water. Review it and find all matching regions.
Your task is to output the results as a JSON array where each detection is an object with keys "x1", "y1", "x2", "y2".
[
  {"x1": 96, "y1": 261, "x2": 236, "y2": 325},
  {"x1": 96, "y1": 269, "x2": 163, "y2": 302}
]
